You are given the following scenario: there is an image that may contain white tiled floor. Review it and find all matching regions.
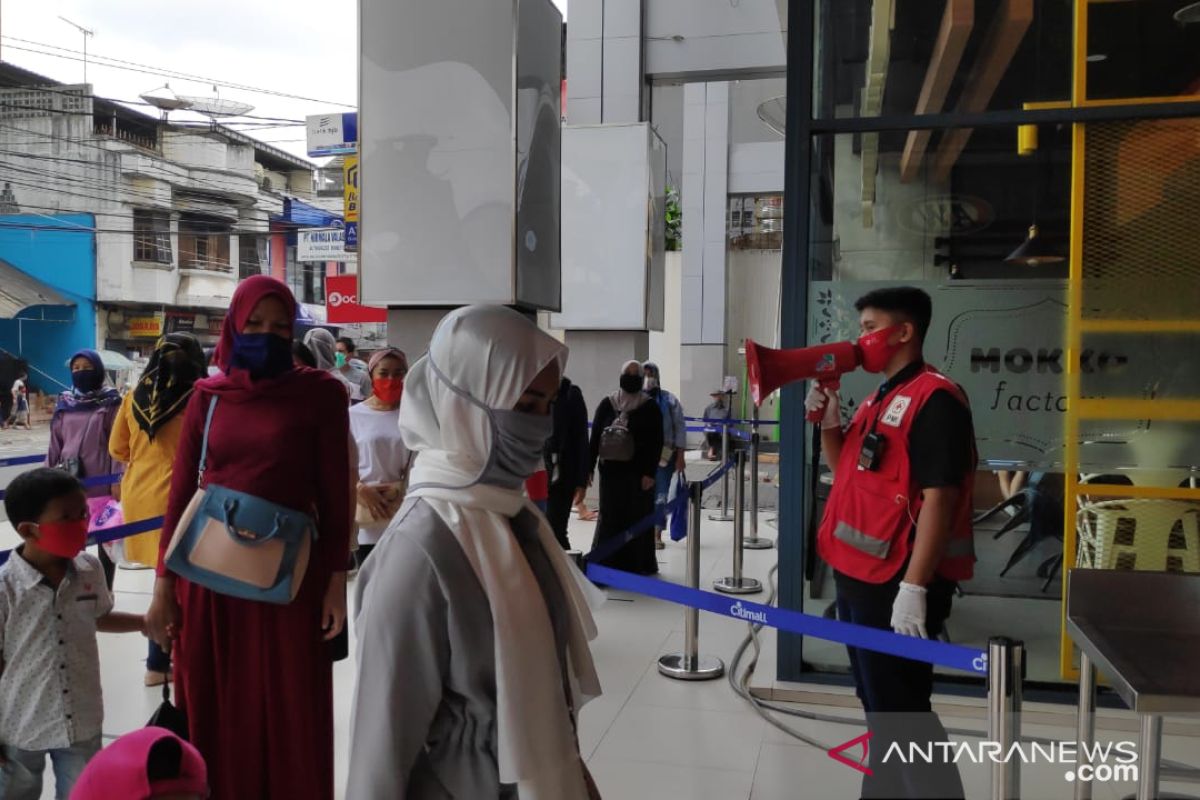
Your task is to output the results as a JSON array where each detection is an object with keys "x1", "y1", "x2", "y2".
[{"x1": 3, "y1": 453, "x2": 1199, "y2": 799}]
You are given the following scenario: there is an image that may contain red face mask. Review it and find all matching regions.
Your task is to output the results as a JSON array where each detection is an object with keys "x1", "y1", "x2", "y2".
[
  {"x1": 36, "y1": 519, "x2": 89, "y2": 559},
  {"x1": 373, "y1": 377, "x2": 404, "y2": 406},
  {"x1": 858, "y1": 324, "x2": 907, "y2": 374}
]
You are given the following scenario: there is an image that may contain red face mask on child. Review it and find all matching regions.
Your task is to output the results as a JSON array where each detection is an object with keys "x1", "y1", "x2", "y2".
[
  {"x1": 372, "y1": 377, "x2": 404, "y2": 405},
  {"x1": 37, "y1": 519, "x2": 88, "y2": 558},
  {"x1": 857, "y1": 324, "x2": 907, "y2": 373}
]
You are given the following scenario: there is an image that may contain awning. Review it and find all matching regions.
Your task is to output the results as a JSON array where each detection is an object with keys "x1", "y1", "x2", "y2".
[
  {"x1": 0, "y1": 260, "x2": 74, "y2": 319},
  {"x1": 276, "y1": 197, "x2": 342, "y2": 228}
]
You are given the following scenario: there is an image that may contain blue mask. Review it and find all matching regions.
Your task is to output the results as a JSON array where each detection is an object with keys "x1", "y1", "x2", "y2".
[
  {"x1": 71, "y1": 368, "x2": 103, "y2": 393},
  {"x1": 230, "y1": 332, "x2": 293, "y2": 379}
]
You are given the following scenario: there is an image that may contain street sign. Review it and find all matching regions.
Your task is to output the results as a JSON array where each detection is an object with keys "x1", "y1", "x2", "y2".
[{"x1": 306, "y1": 112, "x2": 358, "y2": 157}]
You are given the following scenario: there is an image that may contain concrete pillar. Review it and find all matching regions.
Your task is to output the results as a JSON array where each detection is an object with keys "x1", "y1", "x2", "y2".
[
  {"x1": 385, "y1": 308, "x2": 449, "y2": 364},
  {"x1": 680, "y1": 81, "x2": 731, "y2": 408},
  {"x1": 566, "y1": 0, "x2": 642, "y2": 125}
]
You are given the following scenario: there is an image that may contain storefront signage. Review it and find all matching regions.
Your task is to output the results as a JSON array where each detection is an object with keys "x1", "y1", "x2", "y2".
[
  {"x1": 128, "y1": 315, "x2": 164, "y2": 338},
  {"x1": 809, "y1": 281, "x2": 1191, "y2": 470},
  {"x1": 344, "y1": 155, "x2": 358, "y2": 253},
  {"x1": 298, "y1": 228, "x2": 350, "y2": 262},
  {"x1": 326, "y1": 275, "x2": 386, "y2": 323},
  {"x1": 306, "y1": 112, "x2": 358, "y2": 157},
  {"x1": 164, "y1": 312, "x2": 196, "y2": 334}
]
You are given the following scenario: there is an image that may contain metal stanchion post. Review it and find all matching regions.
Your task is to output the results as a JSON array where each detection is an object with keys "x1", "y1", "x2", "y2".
[
  {"x1": 743, "y1": 406, "x2": 773, "y2": 550},
  {"x1": 715, "y1": 450, "x2": 762, "y2": 594},
  {"x1": 659, "y1": 481, "x2": 725, "y2": 681},
  {"x1": 709, "y1": 420, "x2": 734, "y2": 522},
  {"x1": 1075, "y1": 651, "x2": 1096, "y2": 800},
  {"x1": 1138, "y1": 715, "x2": 1163, "y2": 800},
  {"x1": 988, "y1": 637, "x2": 1024, "y2": 800}
]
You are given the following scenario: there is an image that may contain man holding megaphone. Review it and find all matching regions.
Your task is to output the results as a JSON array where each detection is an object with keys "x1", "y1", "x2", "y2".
[{"x1": 808, "y1": 286, "x2": 976, "y2": 799}]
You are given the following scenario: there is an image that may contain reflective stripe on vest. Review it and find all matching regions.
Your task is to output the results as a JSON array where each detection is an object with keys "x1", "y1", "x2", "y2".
[{"x1": 833, "y1": 521, "x2": 891, "y2": 559}]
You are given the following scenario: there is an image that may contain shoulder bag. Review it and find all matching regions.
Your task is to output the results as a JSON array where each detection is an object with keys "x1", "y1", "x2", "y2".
[{"x1": 164, "y1": 397, "x2": 317, "y2": 604}]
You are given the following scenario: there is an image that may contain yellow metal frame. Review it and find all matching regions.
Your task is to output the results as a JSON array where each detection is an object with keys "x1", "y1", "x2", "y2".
[{"x1": 1058, "y1": 0, "x2": 1200, "y2": 679}]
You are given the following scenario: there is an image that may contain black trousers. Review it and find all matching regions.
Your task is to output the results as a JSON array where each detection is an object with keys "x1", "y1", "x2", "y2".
[
  {"x1": 834, "y1": 570, "x2": 964, "y2": 800},
  {"x1": 546, "y1": 480, "x2": 576, "y2": 550}
]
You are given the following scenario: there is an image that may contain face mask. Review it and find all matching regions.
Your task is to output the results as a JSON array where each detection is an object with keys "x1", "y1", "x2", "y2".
[
  {"x1": 335, "y1": 352, "x2": 348, "y2": 368},
  {"x1": 230, "y1": 332, "x2": 294, "y2": 379},
  {"x1": 482, "y1": 409, "x2": 553, "y2": 489},
  {"x1": 619, "y1": 374, "x2": 643, "y2": 394},
  {"x1": 644, "y1": 377, "x2": 659, "y2": 392},
  {"x1": 71, "y1": 368, "x2": 103, "y2": 393},
  {"x1": 858, "y1": 324, "x2": 907, "y2": 373},
  {"x1": 36, "y1": 519, "x2": 88, "y2": 558},
  {"x1": 373, "y1": 377, "x2": 404, "y2": 406}
]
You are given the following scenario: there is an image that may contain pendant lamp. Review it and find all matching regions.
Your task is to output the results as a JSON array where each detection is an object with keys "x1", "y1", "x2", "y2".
[{"x1": 1005, "y1": 224, "x2": 1065, "y2": 266}]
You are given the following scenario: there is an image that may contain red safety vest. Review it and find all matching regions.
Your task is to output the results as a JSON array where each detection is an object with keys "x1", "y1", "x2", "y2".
[{"x1": 817, "y1": 365, "x2": 976, "y2": 584}]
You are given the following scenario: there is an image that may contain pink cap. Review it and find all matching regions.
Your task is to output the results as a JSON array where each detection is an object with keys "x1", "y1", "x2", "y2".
[{"x1": 71, "y1": 728, "x2": 208, "y2": 800}]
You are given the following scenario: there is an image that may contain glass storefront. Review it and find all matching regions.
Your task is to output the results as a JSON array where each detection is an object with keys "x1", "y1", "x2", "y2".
[{"x1": 779, "y1": 0, "x2": 1200, "y2": 688}]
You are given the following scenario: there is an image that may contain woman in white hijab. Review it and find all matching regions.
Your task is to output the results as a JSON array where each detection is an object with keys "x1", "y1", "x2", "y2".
[{"x1": 348, "y1": 305, "x2": 602, "y2": 800}]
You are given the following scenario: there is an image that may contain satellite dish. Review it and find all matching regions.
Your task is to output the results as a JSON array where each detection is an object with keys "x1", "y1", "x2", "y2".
[
  {"x1": 177, "y1": 85, "x2": 255, "y2": 118},
  {"x1": 139, "y1": 84, "x2": 193, "y2": 118},
  {"x1": 178, "y1": 97, "x2": 256, "y2": 117},
  {"x1": 757, "y1": 96, "x2": 786, "y2": 138}
]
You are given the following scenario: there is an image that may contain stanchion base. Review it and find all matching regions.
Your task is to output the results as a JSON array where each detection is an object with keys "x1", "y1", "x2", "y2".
[
  {"x1": 714, "y1": 577, "x2": 763, "y2": 594},
  {"x1": 657, "y1": 653, "x2": 725, "y2": 681},
  {"x1": 742, "y1": 537, "x2": 775, "y2": 550},
  {"x1": 708, "y1": 513, "x2": 735, "y2": 522}
]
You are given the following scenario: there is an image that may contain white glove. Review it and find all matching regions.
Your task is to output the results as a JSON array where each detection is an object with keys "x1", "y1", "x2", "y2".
[
  {"x1": 804, "y1": 384, "x2": 843, "y2": 430},
  {"x1": 890, "y1": 582, "x2": 929, "y2": 639}
]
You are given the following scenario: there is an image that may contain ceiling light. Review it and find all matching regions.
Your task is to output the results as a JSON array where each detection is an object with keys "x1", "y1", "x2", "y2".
[
  {"x1": 1086, "y1": 53, "x2": 1108, "y2": 63},
  {"x1": 1005, "y1": 225, "x2": 1066, "y2": 267},
  {"x1": 1176, "y1": 2, "x2": 1200, "y2": 24}
]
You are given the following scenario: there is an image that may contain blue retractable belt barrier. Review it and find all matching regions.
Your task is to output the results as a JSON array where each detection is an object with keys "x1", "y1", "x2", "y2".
[
  {"x1": 0, "y1": 515, "x2": 165, "y2": 567},
  {"x1": 0, "y1": 454, "x2": 45, "y2": 468},
  {"x1": 684, "y1": 416, "x2": 780, "y2": 427},
  {"x1": 0, "y1": 471, "x2": 123, "y2": 501},
  {"x1": 584, "y1": 562, "x2": 988, "y2": 675}
]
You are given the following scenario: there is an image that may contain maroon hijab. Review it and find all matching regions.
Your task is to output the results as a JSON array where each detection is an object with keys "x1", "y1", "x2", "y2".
[{"x1": 198, "y1": 275, "x2": 311, "y2": 401}]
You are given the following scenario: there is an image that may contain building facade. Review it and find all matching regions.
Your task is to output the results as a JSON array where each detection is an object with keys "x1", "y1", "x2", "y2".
[{"x1": 0, "y1": 63, "x2": 336, "y2": 380}]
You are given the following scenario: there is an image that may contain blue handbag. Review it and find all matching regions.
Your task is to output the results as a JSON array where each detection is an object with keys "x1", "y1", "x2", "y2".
[{"x1": 164, "y1": 397, "x2": 317, "y2": 604}]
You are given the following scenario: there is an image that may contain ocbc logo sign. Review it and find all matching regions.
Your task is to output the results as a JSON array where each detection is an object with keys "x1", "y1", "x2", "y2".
[{"x1": 328, "y1": 292, "x2": 356, "y2": 308}]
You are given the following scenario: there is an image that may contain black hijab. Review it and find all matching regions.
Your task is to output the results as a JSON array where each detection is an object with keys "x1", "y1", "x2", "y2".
[{"x1": 131, "y1": 333, "x2": 207, "y2": 439}]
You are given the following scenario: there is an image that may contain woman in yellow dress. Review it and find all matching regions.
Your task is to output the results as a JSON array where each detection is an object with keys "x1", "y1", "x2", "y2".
[{"x1": 109, "y1": 332, "x2": 207, "y2": 686}]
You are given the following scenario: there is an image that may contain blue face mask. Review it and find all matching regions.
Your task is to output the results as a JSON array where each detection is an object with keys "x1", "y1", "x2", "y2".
[
  {"x1": 71, "y1": 368, "x2": 103, "y2": 393},
  {"x1": 230, "y1": 332, "x2": 293, "y2": 379}
]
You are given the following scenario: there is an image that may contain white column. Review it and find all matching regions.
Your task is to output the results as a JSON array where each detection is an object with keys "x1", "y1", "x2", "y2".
[
  {"x1": 679, "y1": 81, "x2": 731, "y2": 413},
  {"x1": 566, "y1": 0, "x2": 643, "y2": 125}
]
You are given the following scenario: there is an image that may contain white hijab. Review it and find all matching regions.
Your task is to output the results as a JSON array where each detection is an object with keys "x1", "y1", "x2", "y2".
[{"x1": 400, "y1": 305, "x2": 601, "y2": 800}]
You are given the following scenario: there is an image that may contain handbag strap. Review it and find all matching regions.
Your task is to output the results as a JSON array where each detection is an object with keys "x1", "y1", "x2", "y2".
[{"x1": 197, "y1": 396, "x2": 219, "y2": 488}]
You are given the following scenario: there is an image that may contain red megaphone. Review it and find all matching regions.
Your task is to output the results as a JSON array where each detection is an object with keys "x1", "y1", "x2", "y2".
[{"x1": 745, "y1": 338, "x2": 862, "y2": 421}]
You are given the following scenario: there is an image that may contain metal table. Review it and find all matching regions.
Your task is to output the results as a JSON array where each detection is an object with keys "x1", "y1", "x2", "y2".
[{"x1": 1066, "y1": 570, "x2": 1200, "y2": 800}]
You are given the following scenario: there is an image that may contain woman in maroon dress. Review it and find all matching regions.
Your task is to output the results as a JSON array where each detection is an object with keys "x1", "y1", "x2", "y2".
[{"x1": 146, "y1": 276, "x2": 351, "y2": 800}]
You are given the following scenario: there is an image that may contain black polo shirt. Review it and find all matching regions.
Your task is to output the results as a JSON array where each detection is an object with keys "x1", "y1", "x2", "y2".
[{"x1": 873, "y1": 360, "x2": 975, "y2": 489}]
